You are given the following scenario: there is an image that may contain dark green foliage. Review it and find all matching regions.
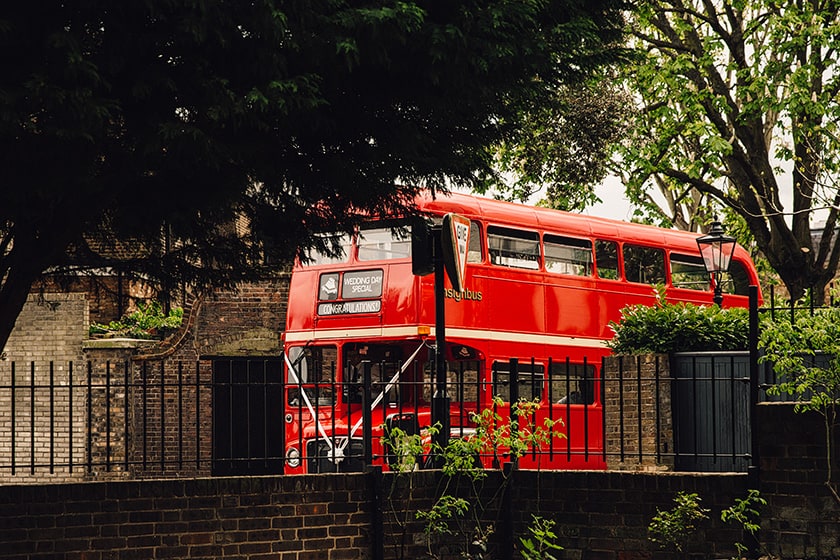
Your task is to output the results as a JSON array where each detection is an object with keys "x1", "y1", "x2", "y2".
[
  {"x1": 0, "y1": 0, "x2": 631, "y2": 351},
  {"x1": 607, "y1": 302, "x2": 749, "y2": 354}
]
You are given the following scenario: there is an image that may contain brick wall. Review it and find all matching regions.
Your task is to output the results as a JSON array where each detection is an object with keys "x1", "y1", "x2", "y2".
[
  {"x1": 756, "y1": 402, "x2": 840, "y2": 558},
  {"x1": 0, "y1": 278, "x2": 290, "y2": 484},
  {"x1": 0, "y1": 293, "x2": 89, "y2": 484},
  {"x1": 0, "y1": 468, "x2": 751, "y2": 560},
  {"x1": 0, "y1": 404, "x2": 838, "y2": 559},
  {"x1": 0, "y1": 474, "x2": 373, "y2": 560}
]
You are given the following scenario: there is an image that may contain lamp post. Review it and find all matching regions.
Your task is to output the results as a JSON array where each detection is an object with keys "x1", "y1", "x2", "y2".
[{"x1": 696, "y1": 219, "x2": 737, "y2": 306}]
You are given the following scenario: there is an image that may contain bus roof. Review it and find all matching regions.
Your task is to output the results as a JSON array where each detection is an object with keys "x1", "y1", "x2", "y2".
[{"x1": 415, "y1": 191, "x2": 738, "y2": 258}]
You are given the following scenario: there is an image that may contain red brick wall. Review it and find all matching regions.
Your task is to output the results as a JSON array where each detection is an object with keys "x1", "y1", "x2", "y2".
[
  {"x1": 756, "y1": 403, "x2": 840, "y2": 558},
  {"x1": 0, "y1": 474, "x2": 373, "y2": 560}
]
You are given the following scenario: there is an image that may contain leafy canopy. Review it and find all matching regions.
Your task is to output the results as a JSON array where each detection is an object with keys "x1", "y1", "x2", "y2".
[
  {"x1": 0, "y1": 0, "x2": 630, "y2": 350},
  {"x1": 617, "y1": 0, "x2": 840, "y2": 303}
]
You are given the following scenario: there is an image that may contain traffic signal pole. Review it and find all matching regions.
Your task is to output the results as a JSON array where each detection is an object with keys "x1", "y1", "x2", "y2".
[{"x1": 431, "y1": 225, "x2": 451, "y2": 456}]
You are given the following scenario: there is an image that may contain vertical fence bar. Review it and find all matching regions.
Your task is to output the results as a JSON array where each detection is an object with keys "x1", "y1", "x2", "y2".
[
  {"x1": 601, "y1": 357, "x2": 607, "y2": 465},
  {"x1": 29, "y1": 362, "x2": 35, "y2": 474},
  {"x1": 246, "y1": 360, "x2": 253, "y2": 471},
  {"x1": 509, "y1": 358, "x2": 519, "y2": 469},
  {"x1": 654, "y1": 356, "x2": 661, "y2": 464},
  {"x1": 195, "y1": 360, "x2": 201, "y2": 470},
  {"x1": 711, "y1": 355, "x2": 717, "y2": 466},
  {"x1": 11, "y1": 362, "x2": 15, "y2": 475},
  {"x1": 278, "y1": 358, "x2": 286, "y2": 476},
  {"x1": 106, "y1": 361, "x2": 112, "y2": 471},
  {"x1": 124, "y1": 361, "x2": 130, "y2": 472},
  {"x1": 142, "y1": 361, "x2": 148, "y2": 469},
  {"x1": 68, "y1": 362, "x2": 73, "y2": 473},
  {"x1": 730, "y1": 355, "x2": 737, "y2": 466},
  {"x1": 748, "y1": 285, "x2": 761, "y2": 484},
  {"x1": 583, "y1": 356, "x2": 590, "y2": 462},
  {"x1": 160, "y1": 361, "x2": 165, "y2": 471},
  {"x1": 547, "y1": 358, "x2": 555, "y2": 460},
  {"x1": 363, "y1": 361, "x2": 373, "y2": 467},
  {"x1": 178, "y1": 361, "x2": 184, "y2": 469},
  {"x1": 49, "y1": 362, "x2": 55, "y2": 473},
  {"x1": 692, "y1": 355, "x2": 698, "y2": 464},
  {"x1": 618, "y1": 356, "x2": 625, "y2": 462},
  {"x1": 636, "y1": 356, "x2": 642, "y2": 464},
  {"x1": 565, "y1": 358, "x2": 571, "y2": 461},
  {"x1": 87, "y1": 361, "x2": 93, "y2": 473}
]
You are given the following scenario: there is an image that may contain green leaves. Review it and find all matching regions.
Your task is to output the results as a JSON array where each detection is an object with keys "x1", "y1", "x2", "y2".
[
  {"x1": 619, "y1": 0, "x2": 840, "y2": 302},
  {"x1": 89, "y1": 301, "x2": 184, "y2": 339},
  {"x1": 759, "y1": 306, "x2": 840, "y2": 413},
  {"x1": 607, "y1": 301, "x2": 749, "y2": 354},
  {"x1": 648, "y1": 491, "x2": 710, "y2": 553}
]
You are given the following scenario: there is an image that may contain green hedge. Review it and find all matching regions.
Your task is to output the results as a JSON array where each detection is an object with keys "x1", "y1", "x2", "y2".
[{"x1": 607, "y1": 302, "x2": 749, "y2": 354}]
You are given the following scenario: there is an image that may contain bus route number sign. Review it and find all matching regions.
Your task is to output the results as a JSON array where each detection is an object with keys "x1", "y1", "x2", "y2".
[{"x1": 442, "y1": 213, "x2": 470, "y2": 293}]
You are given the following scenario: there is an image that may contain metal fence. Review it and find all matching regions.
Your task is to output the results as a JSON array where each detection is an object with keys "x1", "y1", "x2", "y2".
[{"x1": 0, "y1": 352, "x2": 770, "y2": 481}]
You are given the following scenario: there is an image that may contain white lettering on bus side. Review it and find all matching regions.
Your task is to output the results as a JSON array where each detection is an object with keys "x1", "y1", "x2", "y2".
[{"x1": 317, "y1": 300, "x2": 382, "y2": 316}]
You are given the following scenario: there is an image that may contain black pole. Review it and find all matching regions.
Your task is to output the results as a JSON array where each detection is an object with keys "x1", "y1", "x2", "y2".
[
  {"x1": 747, "y1": 285, "x2": 761, "y2": 558},
  {"x1": 748, "y1": 285, "x2": 760, "y2": 479},
  {"x1": 713, "y1": 271, "x2": 723, "y2": 306},
  {"x1": 363, "y1": 360, "x2": 373, "y2": 467},
  {"x1": 432, "y1": 226, "x2": 451, "y2": 457}
]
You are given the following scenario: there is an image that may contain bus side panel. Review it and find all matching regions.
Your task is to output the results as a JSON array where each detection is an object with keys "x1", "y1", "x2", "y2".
[
  {"x1": 543, "y1": 276, "x2": 604, "y2": 338},
  {"x1": 478, "y1": 267, "x2": 546, "y2": 344}
]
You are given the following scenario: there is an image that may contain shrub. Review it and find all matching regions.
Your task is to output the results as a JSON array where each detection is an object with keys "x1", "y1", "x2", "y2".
[
  {"x1": 607, "y1": 301, "x2": 748, "y2": 354},
  {"x1": 89, "y1": 301, "x2": 183, "y2": 339}
]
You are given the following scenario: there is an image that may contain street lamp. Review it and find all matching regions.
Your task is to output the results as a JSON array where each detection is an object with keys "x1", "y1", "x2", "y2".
[{"x1": 696, "y1": 219, "x2": 737, "y2": 306}]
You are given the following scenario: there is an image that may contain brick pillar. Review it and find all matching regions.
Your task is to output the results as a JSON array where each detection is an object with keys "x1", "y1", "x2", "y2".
[
  {"x1": 602, "y1": 353, "x2": 674, "y2": 470},
  {"x1": 82, "y1": 338, "x2": 156, "y2": 479}
]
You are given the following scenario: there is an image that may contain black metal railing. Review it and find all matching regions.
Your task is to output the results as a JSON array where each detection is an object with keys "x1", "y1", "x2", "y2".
[{"x1": 0, "y1": 348, "x2": 769, "y2": 481}]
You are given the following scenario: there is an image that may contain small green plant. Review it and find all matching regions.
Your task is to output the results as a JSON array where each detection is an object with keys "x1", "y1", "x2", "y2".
[
  {"x1": 519, "y1": 515, "x2": 563, "y2": 560},
  {"x1": 759, "y1": 305, "x2": 840, "y2": 504},
  {"x1": 648, "y1": 491, "x2": 709, "y2": 552},
  {"x1": 608, "y1": 297, "x2": 748, "y2": 354},
  {"x1": 721, "y1": 489, "x2": 766, "y2": 558},
  {"x1": 383, "y1": 397, "x2": 565, "y2": 559},
  {"x1": 89, "y1": 301, "x2": 184, "y2": 339}
]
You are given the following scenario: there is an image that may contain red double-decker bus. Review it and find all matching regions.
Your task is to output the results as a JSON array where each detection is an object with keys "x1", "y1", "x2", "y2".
[{"x1": 280, "y1": 192, "x2": 760, "y2": 472}]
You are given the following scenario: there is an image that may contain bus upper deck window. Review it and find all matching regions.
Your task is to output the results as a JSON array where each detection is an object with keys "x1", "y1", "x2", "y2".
[
  {"x1": 488, "y1": 226, "x2": 540, "y2": 270},
  {"x1": 720, "y1": 260, "x2": 751, "y2": 296},
  {"x1": 301, "y1": 233, "x2": 353, "y2": 266},
  {"x1": 670, "y1": 254, "x2": 710, "y2": 291},
  {"x1": 358, "y1": 227, "x2": 411, "y2": 261},
  {"x1": 595, "y1": 240, "x2": 619, "y2": 280},
  {"x1": 544, "y1": 234, "x2": 593, "y2": 276},
  {"x1": 623, "y1": 244, "x2": 666, "y2": 285}
]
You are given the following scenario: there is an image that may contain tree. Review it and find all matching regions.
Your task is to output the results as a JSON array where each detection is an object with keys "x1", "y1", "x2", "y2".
[
  {"x1": 0, "y1": 0, "x2": 629, "y2": 351},
  {"x1": 617, "y1": 0, "x2": 840, "y2": 302},
  {"x1": 479, "y1": 79, "x2": 633, "y2": 210}
]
